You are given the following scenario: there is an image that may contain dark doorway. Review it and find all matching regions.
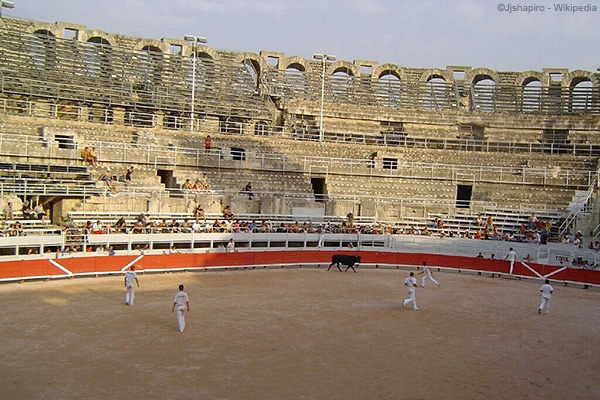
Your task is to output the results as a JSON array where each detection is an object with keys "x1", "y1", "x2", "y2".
[
  {"x1": 157, "y1": 169, "x2": 175, "y2": 188},
  {"x1": 456, "y1": 185, "x2": 472, "y2": 208},
  {"x1": 311, "y1": 177, "x2": 326, "y2": 202}
]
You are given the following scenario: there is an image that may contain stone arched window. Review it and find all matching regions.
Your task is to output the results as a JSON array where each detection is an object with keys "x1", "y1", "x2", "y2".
[
  {"x1": 284, "y1": 63, "x2": 307, "y2": 95},
  {"x1": 139, "y1": 45, "x2": 164, "y2": 86},
  {"x1": 424, "y1": 76, "x2": 448, "y2": 110},
  {"x1": 29, "y1": 30, "x2": 56, "y2": 72},
  {"x1": 83, "y1": 37, "x2": 112, "y2": 78},
  {"x1": 570, "y1": 78, "x2": 593, "y2": 112},
  {"x1": 472, "y1": 76, "x2": 496, "y2": 112},
  {"x1": 185, "y1": 52, "x2": 213, "y2": 94},
  {"x1": 330, "y1": 68, "x2": 353, "y2": 102},
  {"x1": 375, "y1": 70, "x2": 402, "y2": 108},
  {"x1": 521, "y1": 78, "x2": 542, "y2": 113},
  {"x1": 242, "y1": 59, "x2": 260, "y2": 90}
]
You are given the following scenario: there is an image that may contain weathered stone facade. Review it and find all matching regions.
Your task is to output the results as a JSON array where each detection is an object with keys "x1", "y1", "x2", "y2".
[{"x1": 0, "y1": 16, "x2": 598, "y2": 235}]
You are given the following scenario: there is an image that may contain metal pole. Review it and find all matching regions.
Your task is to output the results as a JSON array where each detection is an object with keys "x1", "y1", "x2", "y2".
[
  {"x1": 184, "y1": 35, "x2": 207, "y2": 134},
  {"x1": 319, "y1": 59, "x2": 325, "y2": 142},
  {"x1": 313, "y1": 53, "x2": 335, "y2": 143},
  {"x1": 190, "y1": 43, "x2": 196, "y2": 134}
]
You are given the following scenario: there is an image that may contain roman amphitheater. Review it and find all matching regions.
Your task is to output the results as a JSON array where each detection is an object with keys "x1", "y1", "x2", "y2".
[{"x1": 1, "y1": 14, "x2": 600, "y2": 400}]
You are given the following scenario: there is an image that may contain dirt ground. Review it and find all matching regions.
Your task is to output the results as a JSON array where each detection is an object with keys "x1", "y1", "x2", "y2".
[{"x1": 0, "y1": 267, "x2": 598, "y2": 400}]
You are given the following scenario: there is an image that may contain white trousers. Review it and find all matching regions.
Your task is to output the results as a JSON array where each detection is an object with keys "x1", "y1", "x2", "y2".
[
  {"x1": 539, "y1": 297, "x2": 551, "y2": 314},
  {"x1": 403, "y1": 289, "x2": 418, "y2": 310},
  {"x1": 509, "y1": 260, "x2": 515, "y2": 274},
  {"x1": 176, "y1": 306, "x2": 186, "y2": 332},
  {"x1": 421, "y1": 274, "x2": 439, "y2": 287},
  {"x1": 125, "y1": 286, "x2": 135, "y2": 306}
]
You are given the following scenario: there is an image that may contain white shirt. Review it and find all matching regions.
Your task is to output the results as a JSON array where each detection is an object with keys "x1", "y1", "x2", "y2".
[
  {"x1": 507, "y1": 250, "x2": 516, "y2": 261},
  {"x1": 226, "y1": 241, "x2": 235, "y2": 253},
  {"x1": 124, "y1": 271, "x2": 137, "y2": 288},
  {"x1": 405, "y1": 276, "x2": 417, "y2": 290},
  {"x1": 173, "y1": 291, "x2": 189, "y2": 307},
  {"x1": 423, "y1": 265, "x2": 432, "y2": 276},
  {"x1": 540, "y1": 283, "x2": 554, "y2": 299}
]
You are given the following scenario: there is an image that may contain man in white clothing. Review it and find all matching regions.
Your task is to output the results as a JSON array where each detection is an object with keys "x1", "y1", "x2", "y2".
[
  {"x1": 505, "y1": 247, "x2": 517, "y2": 275},
  {"x1": 172, "y1": 284, "x2": 190, "y2": 332},
  {"x1": 124, "y1": 265, "x2": 140, "y2": 306},
  {"x1": 226, "y1": 237, "x2": 236, "y2": 253},
  {"x1": 402, "y1": 272, "x2": 419, "y2": 311},
  {"x1": 538, "y1": 279, "x2": 554, "y2": 314},
  {"x1": 418, "y1": 261, "x2": 439, "y2": 287}
]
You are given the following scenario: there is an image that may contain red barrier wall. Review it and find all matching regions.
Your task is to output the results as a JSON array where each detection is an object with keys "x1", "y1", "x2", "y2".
[{"x1": 1, "y1": 250, "x2": 599, "y2": 286}]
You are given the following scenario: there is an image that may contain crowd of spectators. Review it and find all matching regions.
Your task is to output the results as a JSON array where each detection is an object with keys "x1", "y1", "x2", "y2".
[{"x1": 182, "y1": 173, "x2": 212, "y2": 191}]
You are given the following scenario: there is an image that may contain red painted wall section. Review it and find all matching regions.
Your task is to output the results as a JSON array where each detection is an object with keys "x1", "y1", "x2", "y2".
[{"x1": 1, "y1": 250, "x2": 599, "y2": 285}]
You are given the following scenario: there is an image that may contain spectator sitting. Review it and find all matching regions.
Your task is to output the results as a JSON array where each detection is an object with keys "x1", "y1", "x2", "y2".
[
  {"x1": 182, "y1": 179, "x2": 194, "y2": 190},
  {"x1": 201, "y1": 173, "x2": 211, "y2": 191},
  {"x1": 91, "y1": 220, "x2": 104, "y2": 234},
  {"x1": 22, "y1": 200, "x2": 35, "y2": 220},
  {"x1": 114, "y1": 217, "x2": 128, "y2": 233},
  {"x1": 223, "y1": 205, "x2": 234, "y2": 222},
  {"x1": 3, "y1": 202, "x2": 14, "y2": 220},
  {"x1": 98, "y1": 168, "x2": 118, "y2": 193},
  {"x1": 10, "y1": 221, "x2": 24, "y2": 236},
  {"x1": 89, "y1": 147, "x2": 99, "y2": 166},
  {"x1": 81, "y1": 146, "x2": 98, "y2": 166},
  {"x1": 194, "y1": 205, "x2": 205, "y2": 222},
  {"x1": 476, "y1": 252, "x2": 484, "y2": 259},
  {"x1": 33, "y1": 202, "x2": 47, "y2": 223}
]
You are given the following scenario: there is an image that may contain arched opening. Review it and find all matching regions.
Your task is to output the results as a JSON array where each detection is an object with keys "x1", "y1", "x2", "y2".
[
  {"x1": 375, "y1": 71, "x2": 402, "y2": 108},
  {"x1": 570, "y1": 79, "x2": 593, "y2": 112},
  {"x1": 472, "y1": 77, "x2": 496, "y2": 112},
  {"x1": 140, "y1": 45, "x2": 164, "y2": 87},
  {"x1": 185, "y1": 52, "x2": 213, "y2": 95},
  {"x1": 330, "y1": 69, "x2": 353, "y2": 102},
  {"x1": 424, "y1": 76, "x2": 448, "y2": 110},
  {"x1": 86, "y1": 37, "x2": 113, "y2": 79},
  {"x1": 241, "y1": 59, "x2": 260, "y2": 90},
  {"x1": 285, "y1": 64, "x2": 307, "y2": 95},
  {"x1": 29, "y1": 30, "x2": 56, "y2": 72},
  {"x1": 521, "y1": 78, "x2": 542, "y2": 113},
  {"x1": 236, "y1": 59, "x2": 258, "y2": 95}
]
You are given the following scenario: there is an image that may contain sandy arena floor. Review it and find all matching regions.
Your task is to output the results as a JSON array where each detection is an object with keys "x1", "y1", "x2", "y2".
[{"x1": 0, "y1": 267, "x2": 598, "y2": 400}]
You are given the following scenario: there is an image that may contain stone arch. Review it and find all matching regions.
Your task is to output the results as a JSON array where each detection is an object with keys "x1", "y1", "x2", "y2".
[
  {"x1": 517, "y1": 72, "x2": 543, "y2": 113},
  {"x1": 282, "y1": 58, "x2": 309, "y2": 95},
  {"x1": 515, "y1": 70, "x2": 544, "y2": 87},
  {"x1": 420, "y1": 71, "x2": 452, "y2": 111},
  {"x1": 373, "y1": 64, "x2": 407, "y2": 82},
  {"x1": 567, "y1": 70, "x2": 596, "y2": 88},
  {"x1": 330, "y1": 62, "x2": 355, "y2": 102},
  {"x1": 374, "y1": 64, "x2": 406, "y2": 108},
  {"x1": 465, "y1": 68, "x2": 499, "y2": 85},
  {"x1": 137, "y1": 44, "x2": 165, "y2": 86},
  {"x1": 27, "y1": 29, "x2": 58, "y2": 73},
  {"x1": 567, "y1": 71, "x2": 595, "y2": 112},
  {"x1": 419, "y1": 68, "x2": 452, "y2": 83},
  {"x1": 468, "y1": 69, "x2": 498, "y2": 113},
  {"x1": 79, "y1": 30, "x2": 117, "y2": 47},
  {"x1": 24, "y1": 22, "x2": 62, "y2": 38}
]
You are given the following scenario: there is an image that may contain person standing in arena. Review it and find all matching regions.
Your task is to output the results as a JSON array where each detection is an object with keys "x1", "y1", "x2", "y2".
[
  {"x1": 124, "y1": 265, "x2": 140, "y2": 306},
  {"x1": 505, "y1": 247, "x2": 517, "y2": 275},
  {"x1": 172, "y1": 284, "x2": 190, "y2": 332},
  {"x1": 402, "y1": 271, "x2": 419, "y2": 311},
  {"x1": 538, "y1": 279, "x2": 554, "y2": 314},
  {"x1": 418, "y1": 261, "x2": 439, "y2": 287}
]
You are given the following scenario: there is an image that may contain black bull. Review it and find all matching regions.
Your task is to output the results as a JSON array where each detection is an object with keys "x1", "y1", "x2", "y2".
[{"x1": 328, "y1": 255, "x2": 361, "y2": 273}]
